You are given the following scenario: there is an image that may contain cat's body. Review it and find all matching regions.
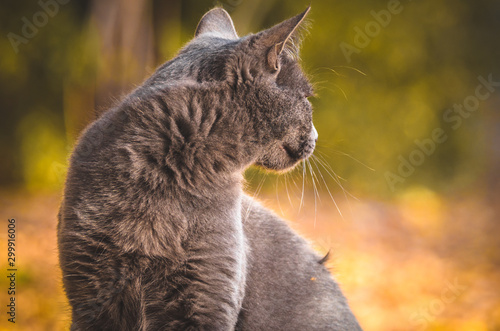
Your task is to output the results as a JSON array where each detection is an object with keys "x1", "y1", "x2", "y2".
[
  {"x1": 59, "y1": 78, "x2": 250, "y2": 330},
  {"x1": 58, "y1": 7, "x2": 362, "y2": 330},
  {"x1": 239, "y1": 196, "x2": 361, "y2": 330}
]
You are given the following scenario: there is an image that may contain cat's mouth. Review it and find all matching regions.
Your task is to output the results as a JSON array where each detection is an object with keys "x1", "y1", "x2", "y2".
[
  {"x1": 256, "y1": 128, "x2": 318, "y2": 171},
  {"x1": 255, "y1": 142, "x2": 314, "y2": 172},
  {"x1": 282, "y1": 140, "x2": 315, "y2": 162},
  {"x1": 282, "y1": 144, "x2": 302, "y2": 160},
  {"x1": 283, "y1": 126, "x2": 318, "y2": 162}
]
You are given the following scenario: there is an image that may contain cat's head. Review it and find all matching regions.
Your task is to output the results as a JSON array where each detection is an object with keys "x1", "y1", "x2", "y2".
[{"x1": 161, "y1": 7, "x2": 317, "y2": 171}]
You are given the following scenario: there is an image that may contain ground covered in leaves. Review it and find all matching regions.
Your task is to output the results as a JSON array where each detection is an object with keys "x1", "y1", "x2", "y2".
[{"x1": 0, "y1": 188, "x2": 499, "y2": 330}]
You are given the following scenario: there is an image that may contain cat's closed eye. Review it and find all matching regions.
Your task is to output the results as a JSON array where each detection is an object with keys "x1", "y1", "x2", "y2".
[{"x1": 303, "y1": 90, "x2": 316, "y2": 99}]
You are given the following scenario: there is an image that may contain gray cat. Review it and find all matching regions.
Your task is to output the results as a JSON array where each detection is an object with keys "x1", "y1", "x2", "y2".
[{"x1": 58, "y1": 6, "x2": 362, "y2": 330}]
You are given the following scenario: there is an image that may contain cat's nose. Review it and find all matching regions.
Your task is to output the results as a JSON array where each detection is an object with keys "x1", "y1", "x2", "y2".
[{"x1": 311, "y1": 125, "x2": 318, "y2": 143}]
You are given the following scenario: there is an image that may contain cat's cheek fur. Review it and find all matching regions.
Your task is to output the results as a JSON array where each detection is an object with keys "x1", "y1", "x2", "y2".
[{"x1": 255, "y1": 143, "x2": 296, "y2": 171}]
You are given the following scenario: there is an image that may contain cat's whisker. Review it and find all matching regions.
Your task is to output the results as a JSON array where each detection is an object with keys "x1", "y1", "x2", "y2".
[
  {"x1": 330, "y1": 65, "x2": 367, "y2": 76},
  {"x1": 315, "y1": 86, "x2": 348, "y2": 101},
  {"x1": 311, "y1": 80, "x2": 329, "y2": 87},
  {"x1": 317, "y1": 67, "x2": 344, "y2": 78},
  {"x1": 286, "y1": 168, "x2": 302, "y2": 206},
  {"x1": 309, "y1": 159, "x2": 323, "y2": 203},
  {"x1": 333, "y1": 84, "x2": 348, "y2": 101},
  {"x1": 319, "y1": 65, "x2": 367, "y2": 77},
  {"x1": 292, "y1": 176, "x2": 300, "y2": 196},
  {"x1": 316, "y1": 150, "x2": 348, "y2": 182},
  {"x1": 275, "y1": 175, "x2": 285, "y2": 216},
  {"x1": 317, "y1": 148, "x2": 375, "y2": 172},
  {"x1": 311, "y1": 155, "x2": 344, "y2": 219},
  {"x1": 315, "y1": 154, "x2": 358, "y2": 201},
  {"x1": 314, "y1": 155, "x2": 356, "y2": 219},
  {"x1": 245, "y1": 174, "x2": 267, "y2": 221},
  {"x1": 325, "y1": 84, "x2": 349, "y2": 101},
  {"x1": 314, "y1": 154, "x2": 355, "y2": 200},
  {"x1": 309, "y1": 80, "x2": 329, "y2": 94},
  {"x1": 306, "y1": 159, "x2": 319, "y2": 227},
  {"x1": 316, "y1": 150, "x2": 347, "y2": 180},
  {"x1": 284, "y1": 173, "x2": 294, "y2": 209},
  {"x1": 246, "y1": 169, "x2": 259, "y2": 184},
  {"x1": 299, "y1": 160, "x2": 306, "y2": 213}
]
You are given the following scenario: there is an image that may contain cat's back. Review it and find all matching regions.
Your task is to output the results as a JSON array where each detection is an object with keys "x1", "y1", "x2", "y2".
[{"x1": 238, "y1": 195, "x2": 362, "y2": 331}]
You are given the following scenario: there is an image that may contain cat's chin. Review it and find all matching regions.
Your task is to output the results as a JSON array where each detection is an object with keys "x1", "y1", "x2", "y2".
[
  {"x1": 255, "y1": 145, "x2": 315, "y2": 173},
  {"x1": 254, "y1": 159, "x2": 302, "y2": 173}
]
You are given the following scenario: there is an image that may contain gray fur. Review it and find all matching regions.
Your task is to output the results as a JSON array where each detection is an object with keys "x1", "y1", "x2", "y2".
[
  {"x1": 58, "y1": 7, "x2": 361, "y2": 330},
  {"x1": 238, "y1": 196, "x2": 362, "y2": 330}
]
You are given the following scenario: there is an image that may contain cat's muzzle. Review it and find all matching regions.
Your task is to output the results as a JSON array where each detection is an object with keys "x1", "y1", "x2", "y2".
[{"x1": 285, "y1": 126, "x2": 318, "y2": 161}]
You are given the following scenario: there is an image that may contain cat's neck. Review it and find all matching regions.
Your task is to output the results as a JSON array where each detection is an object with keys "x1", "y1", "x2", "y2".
[{"x1": 120, "y1": 82, "x2": 258, "y2": 197}]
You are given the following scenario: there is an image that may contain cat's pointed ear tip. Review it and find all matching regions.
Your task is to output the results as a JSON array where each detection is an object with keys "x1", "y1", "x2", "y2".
[
  {"x1": 298, "y1": 5, "x2": 311, "y2": 20},
  {"x1": 195, "y1": 7, "x2": 238, "y2": 40},
  {"x1": 204, "y1": 7, "x2": 232, "y2": 20}
]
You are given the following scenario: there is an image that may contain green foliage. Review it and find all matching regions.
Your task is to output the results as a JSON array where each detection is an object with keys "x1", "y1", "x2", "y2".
[{"x1": 0, "y1": 0, "x2": 498, "y2": 197}]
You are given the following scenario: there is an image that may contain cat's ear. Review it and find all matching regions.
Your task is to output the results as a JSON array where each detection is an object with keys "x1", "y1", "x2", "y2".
[
  {"x1": 254, "y1": 6, "x2": 310, "y2": 71},
  {"x1": 195, "y1": 8, "x2": 239, "y2": 40}
]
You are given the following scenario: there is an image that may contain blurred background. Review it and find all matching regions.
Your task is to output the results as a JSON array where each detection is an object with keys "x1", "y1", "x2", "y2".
[{"x1": 0, "y1": 0, "x2": 499, "y2": 330}]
